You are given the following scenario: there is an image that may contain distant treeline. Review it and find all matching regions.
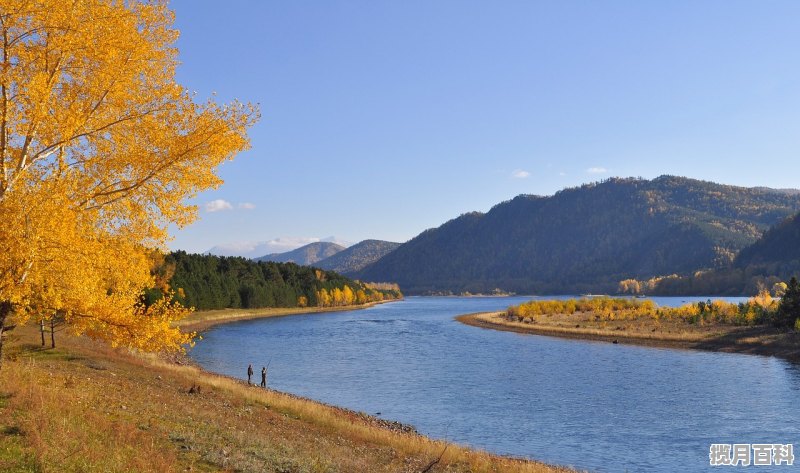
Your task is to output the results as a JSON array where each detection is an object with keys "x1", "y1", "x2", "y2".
[
  {"x1": 618, "y1": 212, "x2": 800, "y2": 296},
  {"x1": 146, "y1": 251, "x2": 402, "y2": 311},
  {"x1": 618, "y1": 265, "x2": 800, "y2": 297},
  {"x1": 508, "y1": 287, "x2": 800, "y2": 329}
]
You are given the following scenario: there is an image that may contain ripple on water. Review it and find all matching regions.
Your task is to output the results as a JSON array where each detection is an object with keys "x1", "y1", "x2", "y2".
[{"x1": 191, "y1": 296, "x2": 800, "y2": 473}]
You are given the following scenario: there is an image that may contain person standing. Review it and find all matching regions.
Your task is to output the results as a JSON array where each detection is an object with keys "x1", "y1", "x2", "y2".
[
  {"x1": 247, "y1": 363, "x2": 254, "y2": 385},
  {"x1": 260, "y1": 366, "x2": 267, "y2": 388}
]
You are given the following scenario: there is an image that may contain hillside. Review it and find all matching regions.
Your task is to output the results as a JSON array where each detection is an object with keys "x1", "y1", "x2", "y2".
[
  {"x1": 356, "y1": 176, "x2": 800, "y2": 294},
  {"x1": 734, "y1": 212, "x2": 800, "y2": 268},
  {"x1": 315, "y1": 239, "x2": 401, "y2": 275},
  {"x1": 254, "y1": 241, "x2": 345, "y2": 265},
  {"x1": 158, "y1": 251, "x2": 401, "y2": 311},
  {"x1": 644, "y1": 211, "x2": 800, "y2": 295}
]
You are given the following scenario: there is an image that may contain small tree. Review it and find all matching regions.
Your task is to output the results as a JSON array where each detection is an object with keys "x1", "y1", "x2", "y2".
[{"x1": 775, "y1": 277, "x2": 800, "y2": 328}]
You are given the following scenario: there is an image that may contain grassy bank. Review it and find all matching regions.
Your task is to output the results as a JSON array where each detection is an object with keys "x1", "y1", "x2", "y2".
[
  {"x1": 457, "y1": 311, "x2": 800, "y2": 361},
  {"x1": 178, "y1": 300, "x2": 392, "y2": 332},
  {"x1": 0, "y1": 324, "x2": 574, "y2": 473}
]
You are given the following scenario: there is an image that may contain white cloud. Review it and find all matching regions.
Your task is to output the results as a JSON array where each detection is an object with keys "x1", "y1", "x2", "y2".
[
  {"x1": 511, "y1": 169, "x2": 531, "y2": 179},
  {"x1": 265, "y1": 236, "x2": 322, "y2": 251},
  {"x1": 238, "y1": 202, "x2": 256, "y2": 210},
  {"x1": 205, "y1": 199, "x2": 233, "y2": 212},
  {"x1": 586, "y1": 167, "x2": 608, "y2": 174},
  {"x1": 207, "y1": 235, "x2": 352, "y2": 258},
  {"x1": 321, "y1": 236, "x2": 354, "y2": 247},
  {"x1": 208, "y1": 237, "x2": 319, "y2": 257}
]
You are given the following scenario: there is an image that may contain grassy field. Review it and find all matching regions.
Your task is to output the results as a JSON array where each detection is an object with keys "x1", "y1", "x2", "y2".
[
  {"x1": 0, "y1": 324, "x2": 575, "y2": 473},
  {"x1": 458, "y1": 311, "x2": 800, "y2": 361}
]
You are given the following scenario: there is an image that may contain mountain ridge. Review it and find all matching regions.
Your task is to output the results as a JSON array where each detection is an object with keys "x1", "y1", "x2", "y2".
[
  {"x1": 254, "y1": 241, "x2": 345, "y2": 265},
  {"x1": 356, "y1": 176, "x2": 800, "y2": 294},
  {"x1": 315, "y1": 239, "x2": 401, "y2": 275}
]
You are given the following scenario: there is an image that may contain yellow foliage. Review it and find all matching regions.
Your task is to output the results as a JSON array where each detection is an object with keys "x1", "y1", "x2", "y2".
[
  {"x1": 751, "y1": 289, "x2": 774, "y2": 309},
  {"x1": 618, "y1": 279, "x2": 641, "y2": 295},
  {"x1": 331, "y1": 288, "x2": 344, "y2": 306},
  {"x1": 506, "y1": 296, "x2": 775, "y2": 327},
  {"x1": 0, "y1": 1, "x2": 258, "y2": 353},
  {"x1": 316, "y1": 289, "x2": 331, "y2": 307}
]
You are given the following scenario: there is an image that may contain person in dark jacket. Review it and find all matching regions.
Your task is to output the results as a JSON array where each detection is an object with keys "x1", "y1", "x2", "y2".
[
  {"x1": 247, "y1": 364, "x2": 254, "y2": 385},
  {"x1": 260, "y1": 366, "x2": 267, "y2": 388}
]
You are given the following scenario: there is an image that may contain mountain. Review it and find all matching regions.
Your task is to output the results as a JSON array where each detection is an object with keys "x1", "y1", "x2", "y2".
[
  {"x1": 356, "y1": 176, "x2": 800, "y2": 294},
  {"x1": 254, "y1": 242, "x2": 345, "y2": 265},
  {"x1": 735, "y1": 212, "x2": 800, "y2": 268},
  {"x1": 752, "y1": 187, "x2": 800, "y2": 196},
  {"x1": 315, "y1": 240, "x2": 401, "y2": 275},
  {"x1": 644, "y1": 211, "x2": 800, "y2": 296},
  {"x1": 208, "y1": 236, "x2": 351, "y2": 258}
]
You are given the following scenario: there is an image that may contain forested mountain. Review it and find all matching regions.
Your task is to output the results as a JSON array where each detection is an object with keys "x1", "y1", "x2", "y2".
[
  {"x1": 356, "y1": 176, "x2": 800, "y2": 294},
  {"x1": 735, "y1": 212, "x2": 800, "y2": 268},
  {"x1": 315, "y1": 240, "x2": 401, "y2": 275},
  {"x1": 154, "y1": 251, "x2": 402, "y2": 311},
  {"x1": 640, "y1": 212, "x2": 800, "y2": 295},
  {"x1": 254, "y1": 242, "x2": 345, "y2": 265}
]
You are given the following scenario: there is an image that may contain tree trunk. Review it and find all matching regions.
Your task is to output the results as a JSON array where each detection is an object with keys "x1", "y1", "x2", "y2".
[
  {"x1": 0, "y1": 301, "x2": 12, "y2": 369},
  {"x1": 40, "y1": 319, "x2": 45, "y2": 346},
  {"x1": 50, "y1": 318, "x2": 55, "y2": 348}
]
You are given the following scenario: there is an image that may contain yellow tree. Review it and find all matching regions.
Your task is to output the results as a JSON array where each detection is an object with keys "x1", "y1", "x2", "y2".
[
  {"x1": 316, "y1": 288, "x2": 331, "y2": 308},
  {"x1": 342, "y1": 285, "x2": 354, "y2": 306},
  {"x1": 0, "y1": 0, "x2": 258, "y2": 362},
  {"x1": 331, "y1": 287, "x2": 344, "y2": 307}
]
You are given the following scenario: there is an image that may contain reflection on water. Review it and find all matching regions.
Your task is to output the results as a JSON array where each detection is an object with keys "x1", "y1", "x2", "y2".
[{"x1": 191, "y1": 296, "x2": 800, "y2": 473}]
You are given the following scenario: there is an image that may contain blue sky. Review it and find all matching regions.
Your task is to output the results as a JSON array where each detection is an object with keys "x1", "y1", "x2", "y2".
[{"x1": 168, "y1": 0, "x2": 800, "y2": 255}]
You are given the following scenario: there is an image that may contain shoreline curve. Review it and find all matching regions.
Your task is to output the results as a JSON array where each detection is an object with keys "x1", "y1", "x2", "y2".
[
  {"x1": 456, "y1": 311, "x2": 800, "y2": 362},
  {"x1": 179, "y1": 299, "x2": 398, "y2": 332}
]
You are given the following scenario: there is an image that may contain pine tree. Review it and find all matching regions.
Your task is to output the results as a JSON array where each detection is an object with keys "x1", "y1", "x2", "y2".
[{"x1": 775, "y1": 277, "x2": 800, "y2": 328}]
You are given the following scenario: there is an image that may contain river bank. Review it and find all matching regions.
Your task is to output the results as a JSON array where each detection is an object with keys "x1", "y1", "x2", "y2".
[
  {"x1": 0, "y1": 323, "x2": 573, "y2": 473},
  {"x1": 179, "y1": 300, "x2": 394, "y2": 332},
  {"x1": 457, "y1": 311, "x2": 800, "y2": 361}
]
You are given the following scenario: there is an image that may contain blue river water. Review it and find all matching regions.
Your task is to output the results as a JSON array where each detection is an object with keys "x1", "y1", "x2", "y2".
[{"x1": 190, "y1": 296, "x2": 800, "y2": 472}]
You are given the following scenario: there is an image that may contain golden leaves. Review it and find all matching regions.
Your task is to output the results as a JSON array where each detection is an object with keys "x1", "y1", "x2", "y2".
[{"x1": 0, "y1": 0, "x2": 258, "y2": 352}]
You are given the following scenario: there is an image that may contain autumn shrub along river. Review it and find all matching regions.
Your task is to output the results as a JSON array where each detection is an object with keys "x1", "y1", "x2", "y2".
[
  {"x1": 507, "y1": 280, "x2": 800, "y2": 330},
  {"x1": 459, "y1": 278, "x2": 800, "y2": 360},
  {"x1": 507, "y1": 294, "x2": 777, "y2": 328}
]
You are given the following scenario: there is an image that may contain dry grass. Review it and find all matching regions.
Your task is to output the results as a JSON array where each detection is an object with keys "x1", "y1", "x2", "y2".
[
  {"x1": 179, "y1": 302, "x2": 388, "y2": 332},
  {"x1": 459, "y1": 312, "x2": 800, "y2": 360},
  {"x1": 476, "y1": 311, "x2": 731, "y2": 342},
  {"x1": 0, "y1": 325, "x2": 575, "y2": 473}
]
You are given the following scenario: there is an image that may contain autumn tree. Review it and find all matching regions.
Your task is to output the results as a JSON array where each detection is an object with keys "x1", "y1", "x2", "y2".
[
  {"x1": 617, "y1": 279, "x2": 641, "y2": 295},
  {"x1": 0, "y1": 0, "x2": 258, "y2": 363}
]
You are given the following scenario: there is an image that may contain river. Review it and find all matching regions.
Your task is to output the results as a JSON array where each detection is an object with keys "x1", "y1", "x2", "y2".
[{"x1": 190, "y1": 296, "x2": 800, "y2": 472}]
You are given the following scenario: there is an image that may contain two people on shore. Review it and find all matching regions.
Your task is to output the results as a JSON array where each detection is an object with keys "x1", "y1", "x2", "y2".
[{"x1": 247, "y1": 363, "x2": 268, "y2": 388}]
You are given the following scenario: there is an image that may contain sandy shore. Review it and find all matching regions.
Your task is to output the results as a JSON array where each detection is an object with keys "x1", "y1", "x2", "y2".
[{"x1": 457, "y1": 311, "x2": 800, "y2": 361}]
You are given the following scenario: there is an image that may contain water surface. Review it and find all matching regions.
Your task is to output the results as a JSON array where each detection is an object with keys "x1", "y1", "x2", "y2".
[{"x1": 191, "y1": 296, "x2": 800, "y2": 472}]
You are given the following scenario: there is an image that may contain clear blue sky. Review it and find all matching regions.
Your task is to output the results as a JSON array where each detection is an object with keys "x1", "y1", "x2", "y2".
[{"x1": 167, "y1": 0, "x2": 800, "y2": 255}]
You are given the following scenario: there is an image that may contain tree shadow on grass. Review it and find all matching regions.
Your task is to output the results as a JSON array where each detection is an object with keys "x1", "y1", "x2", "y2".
[{"x1": 692, "y1": 326, "x2": 800, "y2": 361}]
